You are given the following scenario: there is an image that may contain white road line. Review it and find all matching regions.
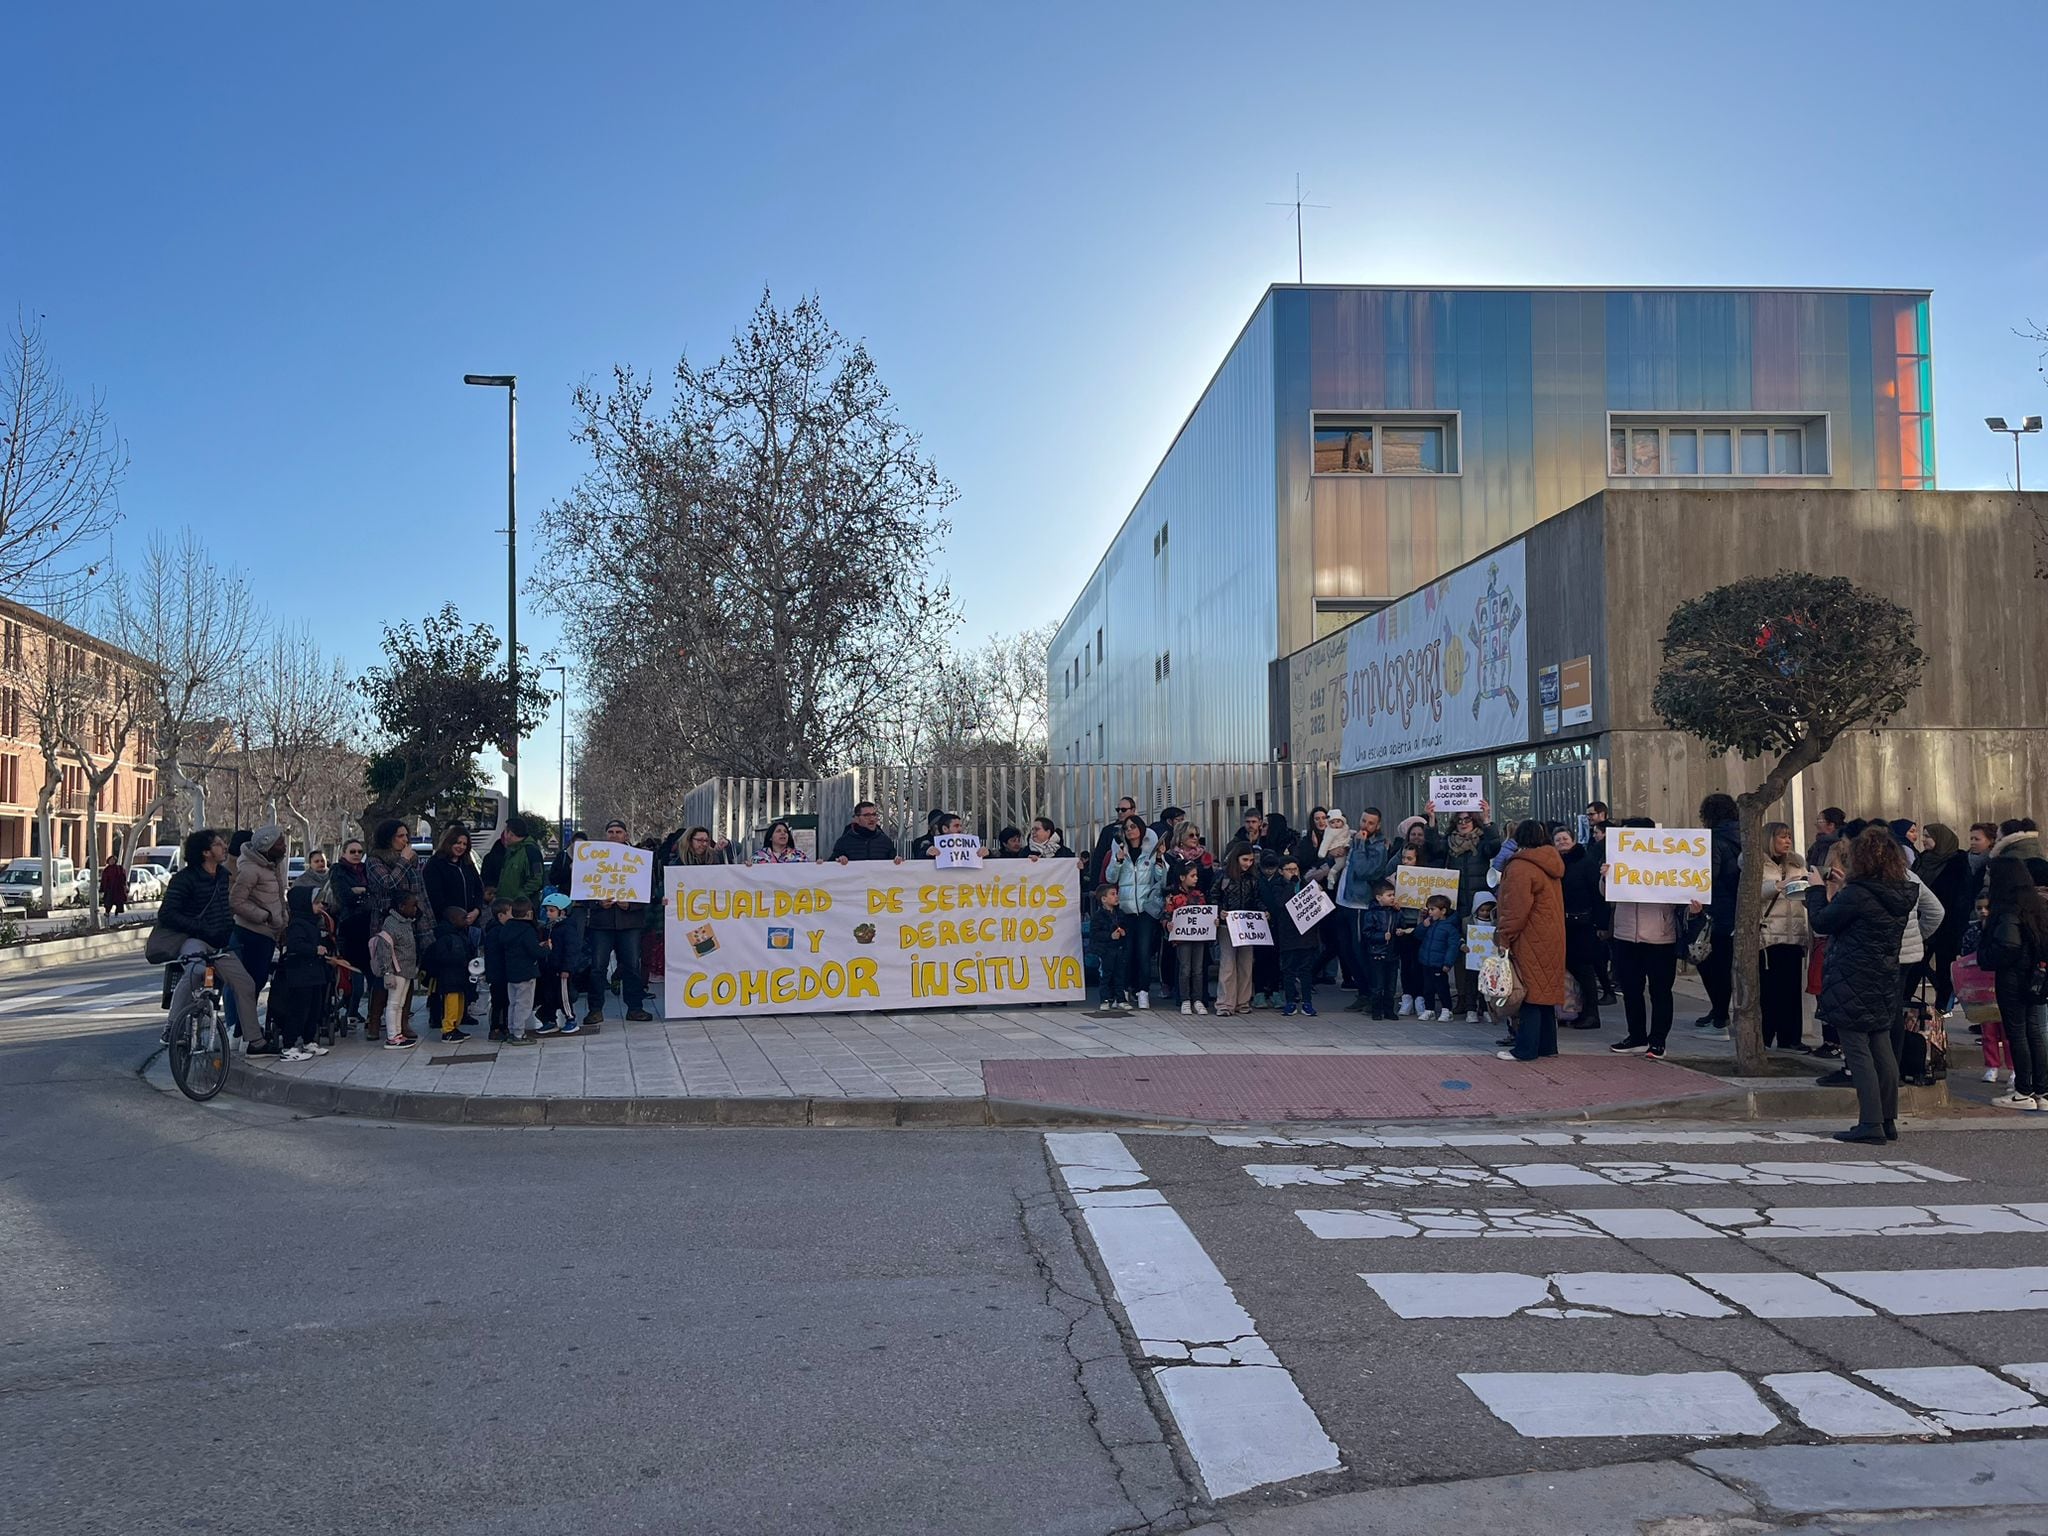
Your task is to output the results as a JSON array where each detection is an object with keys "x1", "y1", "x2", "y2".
[
  {"x1": 1246, "y1": 1160, "x2": 1962, "y2": 1191},
  {"x1": 1298, "y1": 1202, "x2": 2048, "y2": 1242},
  {"x1": 1763, "y1": 1372, "x2": 1947, "y2": 1438},
  {"x1": 1856, "y1": 1368, "x2": 2048, "y2": 1431},
  {"x1": 1459, "y1": 1370, "x2": 1779, "y2": 1438},
  {"x1": 1215, "y1": 1130, "x2": 1827, "y2": 1150},
  {"x1": 1044, "y1": 1133, "x2": 1340, "y2": 1499},
  {"x1": 1819, "y1": 1267, "x2": 2048, "y2": 1315},
  {"x1": 1360, "y1": 1269, "x2": 1872, "y2": 1320}
]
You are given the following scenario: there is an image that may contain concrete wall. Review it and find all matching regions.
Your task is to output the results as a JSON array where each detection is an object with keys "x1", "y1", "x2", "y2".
[{"x1": 1600, "y1": 488, "x2": 2048, "y2": 830}]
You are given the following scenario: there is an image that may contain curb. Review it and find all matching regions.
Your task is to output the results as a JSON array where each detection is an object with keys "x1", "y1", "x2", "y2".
[
  {"x1": 0, "y1": 925, "x2": 148, "y2": 975},
  {"x1": 220, "y1": 1058, "x2": 1951, "y2": 1131}
]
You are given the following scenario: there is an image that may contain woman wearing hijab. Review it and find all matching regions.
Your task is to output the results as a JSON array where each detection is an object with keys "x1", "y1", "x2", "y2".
[{"x1": 1916, "y1": 823, "x2": 1974, "y2": 1015}]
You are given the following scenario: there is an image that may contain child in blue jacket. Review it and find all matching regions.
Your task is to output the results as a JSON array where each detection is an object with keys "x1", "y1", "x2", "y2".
[{"x1": 1415, "y1": 894, "x2": 1462, "y2": 1020}]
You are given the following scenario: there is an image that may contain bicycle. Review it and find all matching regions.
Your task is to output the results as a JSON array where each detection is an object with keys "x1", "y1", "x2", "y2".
[{"x1": 158, "y1": 949, "x2": 233, "y2": 1102}]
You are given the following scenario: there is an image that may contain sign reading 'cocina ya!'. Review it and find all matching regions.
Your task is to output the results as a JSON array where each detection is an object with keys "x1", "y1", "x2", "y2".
[{"x1": 662, "y1": 861, "x2": 1085, "y2": 1018}]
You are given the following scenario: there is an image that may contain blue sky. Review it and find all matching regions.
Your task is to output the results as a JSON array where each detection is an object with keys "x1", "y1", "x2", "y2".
[{"x1": 5, "y1": 2, "x2": 2044, "y2": 814}]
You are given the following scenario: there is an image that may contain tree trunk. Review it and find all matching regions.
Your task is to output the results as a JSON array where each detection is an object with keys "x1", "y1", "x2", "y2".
[
  {"x1": 84, "y1": 799, "x2": 102, "y2": 931},
  {"x1": 1730, "y1": 734, "x2": 1832, "y2": 1076}
]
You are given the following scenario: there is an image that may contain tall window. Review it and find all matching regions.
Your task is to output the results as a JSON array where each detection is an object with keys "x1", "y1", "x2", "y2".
[
  {"x1": 0, "y1": 688, "x2": 19, "y2": 739},
  {"x1": 1312, "y1": 412, "x2": 1461, "y2": 476},
  {"x1": 1608, "y1": 413, "x2": 1828, "y2": 478},
  {"x1": 0, "y1": 756, "x2": 17, "y2": 803},
  {"x1": 2, "y1": 622, "x2": 21, "y2": 669}
]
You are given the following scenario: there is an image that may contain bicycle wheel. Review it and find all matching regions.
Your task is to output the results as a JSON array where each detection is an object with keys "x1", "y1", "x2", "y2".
[{"x1": 170, "y1": 996, "x2": 230, "y2": 1102}]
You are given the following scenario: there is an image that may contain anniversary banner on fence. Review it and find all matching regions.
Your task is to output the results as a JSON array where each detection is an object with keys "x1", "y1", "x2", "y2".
[{"x1": 662, "y1": 860, "x2": 1085, "y2": 1018}]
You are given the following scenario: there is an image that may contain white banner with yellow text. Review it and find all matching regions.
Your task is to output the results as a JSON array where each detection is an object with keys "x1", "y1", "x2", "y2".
[{"x1": 662, "y1": 860, "x2": 1085, "y2": 1018}]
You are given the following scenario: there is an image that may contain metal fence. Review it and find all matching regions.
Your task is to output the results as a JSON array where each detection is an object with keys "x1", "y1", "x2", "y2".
[{"x1": 688, "y1": 761, "x2": 1336, "y2": 861}]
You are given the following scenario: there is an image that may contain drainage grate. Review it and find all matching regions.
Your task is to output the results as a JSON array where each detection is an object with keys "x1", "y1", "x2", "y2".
[{"x1": 429, "y1": 1052, "x2": 499, "y2": 1066}]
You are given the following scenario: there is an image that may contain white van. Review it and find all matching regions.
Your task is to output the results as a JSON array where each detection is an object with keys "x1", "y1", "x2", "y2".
[
  {"x1": 0, "y1": 857, "x2": 78, "y2": 916},
  {"x1": 134, "y1": 845, "x2": 183, "y2": 873}
]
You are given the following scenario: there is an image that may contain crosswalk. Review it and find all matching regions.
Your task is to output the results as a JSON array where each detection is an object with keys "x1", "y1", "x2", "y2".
[
  {"x1": 1050, "y1": 1124, "x2": 2048, "y2": 1504},
  {"x1": 0, "y1": 969, "x2": 166, "y2": 1044}
]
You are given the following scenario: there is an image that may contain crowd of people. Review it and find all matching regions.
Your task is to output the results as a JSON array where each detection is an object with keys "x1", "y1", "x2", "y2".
[{"x1": 147, "y1": 791, "x2": 2048, "y2": 1146}]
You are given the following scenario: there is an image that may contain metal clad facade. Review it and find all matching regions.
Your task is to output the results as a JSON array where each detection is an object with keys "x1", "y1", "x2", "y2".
[
  {"x1": 1050, "y1": 296, "x2": 1278, "y2": 765},
  {"x1": 1054, "y1": 285, "x2": 1933, "y2": 767}
]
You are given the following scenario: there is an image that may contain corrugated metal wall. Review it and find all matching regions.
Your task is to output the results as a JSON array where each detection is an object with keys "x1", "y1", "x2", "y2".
[{"x1": 1049, "y1": 296, "x2": 1279, "y2": 765}]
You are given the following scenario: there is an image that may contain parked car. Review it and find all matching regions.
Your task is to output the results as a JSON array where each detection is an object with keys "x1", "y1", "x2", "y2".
[
  {"x1": 0, "y1": 858, "x2": 79, "y2": 917},
  {"x1": 126, "y1": 865, "x2": 166, "y2": 902}
]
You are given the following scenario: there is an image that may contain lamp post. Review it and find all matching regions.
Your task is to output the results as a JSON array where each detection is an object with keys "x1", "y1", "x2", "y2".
[
  {"x1": 544, "y1": 663, "x2": 568, "y2": 841},
  {"x1": 464, "y1": 373, "x2": 519, "y2": 819},
  {"x1": 1986, "y1": 416, "x2": 2044, "y2": 492}
]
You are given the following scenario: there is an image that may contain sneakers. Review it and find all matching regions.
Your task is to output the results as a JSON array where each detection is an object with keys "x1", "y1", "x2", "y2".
[
  {"x1": 1180, "y1": 1001, "x2": 1193, "y2": 1015},
  {"x1": 280, "y1": 1046, "x2": 311, "y2": 1062},
  {"x1": 534, "y1": 1022, "x2": 562, "y2": 1036},
  {"x1": 1693, "y1": 1015, "x2": 1727, "y2": 1030},
  {"x1": 1302, "y1": 1002, "x2": 1317, "y2": 1017},
  {"x1": 1984, "y1": 1067, "x2": 2004, "y2": 1083},
  {"x1": 1994, "y1": 1091, "x2": 2037, "y2": 1110},
  {"x1": 1814, "y1": 1069, "x2": 1853, "y2": 1087},
  {"x1": 309, "y1": 1040, "x2": 331, "y2": 1055},
  {"x1": 1609, "y1": 1040, "x2": 1650, "y2": 1055},
  {"x1": 383, "y1": 1035, "x2": 416, "y2": 1050},
  {"x1": 557, "y1": 1022, "x2": 582, "y2": 1036},
  {"x1": 1464, "y1": 1010, "x2": 1479, "y2": 1024},
  {"x1": 503, "y1": 1033, "x2": 535, "y2": 1046},
  {"x1": 1193, "y1": 1001, "x2": 1209, "y2": 1015},
  {"x1": 1437, "y1": 1008, "x2": 1455, "y2": 1021},
  {"x1": 583, "y1": 1011, "x2": 605, "y2": 1028},
  {"x1": 1282, "y1": 1003, "x2": 1297, "y2": 1017},
  {"x1": 441, "y1": 1027, "x2": 471, "y2": 1044},
  {"x1": 1496, "y1": 1049, "x2": 1525, "y2": 1062},
  {"x1": 1398, "y1": 996, "x2": 1416, "y2": 1017},
  {"x1": 1808, "y1": 1042, "x2": 1843, "y2": 1059},
  {"x1": 1645, "y1": 1045, "x2": 1667, "y2": 1060},
  {"x1": 625, "y1": 1009, "x2": 654, "y2": 1022},
  {"x1": 1136, "y1": 990, "x2": 1150, "y2": 1010}
]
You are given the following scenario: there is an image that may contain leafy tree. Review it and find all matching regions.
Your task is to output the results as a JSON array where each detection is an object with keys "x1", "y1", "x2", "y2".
[
  {"x1": 540, "y1": 290, "x2": 957, "y2": 782},
  {"x1": 1652, "y1": 572, "x2": 1927, "y2": 1074},
  {"x1": 359, "y1": 605, "x2": 551, "y2": 822}
]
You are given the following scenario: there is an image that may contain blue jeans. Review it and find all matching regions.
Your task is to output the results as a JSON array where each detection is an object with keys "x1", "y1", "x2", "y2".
[
  {"x1": 585, "y1": 924, "x2": 645, "y2": 1014},
  {"x1": 1511, "y1": 1002, "x2": 1559, "y2": 1061}
]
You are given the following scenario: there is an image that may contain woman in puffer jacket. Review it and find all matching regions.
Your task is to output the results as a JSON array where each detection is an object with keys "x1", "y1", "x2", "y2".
[
  {"x1": 1804, "y1": 826, "x2": 1918, "y2": 1144},
  {"x1": 1104, "y1": 816, "x2": 1168, "y2": 1007}
]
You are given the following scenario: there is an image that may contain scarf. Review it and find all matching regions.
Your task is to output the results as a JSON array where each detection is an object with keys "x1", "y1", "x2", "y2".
[
  {"x1": 1917, "y1": 823, "x2": 1960, "y2": 886},
  {"x1": 1028, "y1": 834, "x2": 1064, "y2": 860},
  {"x1": 1448, "y1": 827, "x2": 1482, "y2": 860}
]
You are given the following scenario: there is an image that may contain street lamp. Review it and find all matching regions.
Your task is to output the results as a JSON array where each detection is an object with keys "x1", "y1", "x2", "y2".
[
  {"x1": 464, "y1": 373, "x2": 519, "y2": 819},
  {"x1": 544, "y1": 663, "x2": 568, "y2": 841},
  {"x1": 1986, "y1": 416, "x2": 2044, "y2": 492}
]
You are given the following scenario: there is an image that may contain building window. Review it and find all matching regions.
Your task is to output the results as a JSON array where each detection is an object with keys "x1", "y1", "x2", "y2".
[
  {"x1": 1608, "y1": 413, "x2": 1828, "y2": 478},
  {"x1": 0, "y1": 688, "x2": 18, "y2": 739},
  {"x1": 1095, "y1": 627, "x2": 1103, "y2": 663},
  {"x1": 2, "y1": 623, "x2": 20, "y2": 670},
  {"x1": 1312, "y1": 412, "x2": 1460, "y2": 476},
  {"x1": 0, "y1": 756, "x2": 16, "y2": 804},
  {"x1": 1096, "y1": 723, "x2": 1104, "y2": 761}
]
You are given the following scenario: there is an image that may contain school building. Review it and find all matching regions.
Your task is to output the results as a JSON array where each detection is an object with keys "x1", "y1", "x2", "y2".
[{"x1": 1045, "y1": 284, "x2": 2045, "y2": 832}]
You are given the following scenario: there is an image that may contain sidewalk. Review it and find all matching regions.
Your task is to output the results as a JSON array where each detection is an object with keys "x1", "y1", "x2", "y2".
[{"x1": 226, "y1": 970, "x2": 1946, "y2": 1127}]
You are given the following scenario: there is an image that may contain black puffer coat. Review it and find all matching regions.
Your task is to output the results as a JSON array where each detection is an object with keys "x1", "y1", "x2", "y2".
[{"x1": 1804, "y1": 877, "x2": 1916, "y2": 1034}]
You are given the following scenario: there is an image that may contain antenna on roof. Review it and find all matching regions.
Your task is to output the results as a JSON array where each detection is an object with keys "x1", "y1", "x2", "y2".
[{"x1": 1266, "y1": 174, "x2": 1329, "y2": 284}]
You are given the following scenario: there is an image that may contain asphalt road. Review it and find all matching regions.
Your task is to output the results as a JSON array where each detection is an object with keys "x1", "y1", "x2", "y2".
[{"x1": 0, "y1": 955, "x2": 1190, "y2": 1536}]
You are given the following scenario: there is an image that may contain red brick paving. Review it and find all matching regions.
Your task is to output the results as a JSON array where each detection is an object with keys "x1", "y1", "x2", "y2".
[{"x1": 980, "y1": 1051, "x2": 1726, "y2": 1123}]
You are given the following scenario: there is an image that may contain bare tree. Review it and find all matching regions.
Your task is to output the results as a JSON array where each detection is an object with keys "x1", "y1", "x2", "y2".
[
  {"x1": 14, "y1": 601, "x2": 93, "y2": 914},
  {"x1": 540, "y1": 291, "x2": 957, "y2": 782},
  {"x1": 242, "y1": 622, "x2": 360, "y2": 854},
  {"x1": 110, "y1": 531, "x2": 262, "y2": 839},
  {"x1": 54, "y1": 636, "x2": 151, "y2": 929},
  {"x1": 0, "y1": 315, "x2": 124, "y2": 601}
]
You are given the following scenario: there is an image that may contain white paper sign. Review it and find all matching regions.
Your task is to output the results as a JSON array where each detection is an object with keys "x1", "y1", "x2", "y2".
[
  {"x1": 933, "y1": 833, "x2": 983, "y2": 869},
  {"x1": 1395, "y1": 865, "x2": 1461, "y2": 912},
  {"x1": 1603, "y1": 826, "x2": 1712, "y2": 902},
  {"x1": 1285, "y1": 880, "x2": 1334, "y2": 935},
  {"x1": 572, "y1": 839, "x2": 653, "y2": 903},
  {"x1": 1168, "y1": 904, "x2": 1217, "y2": 942},
  {"x1": 1226, "y1": 910, "x2": 1274, "y2": 947},
  {"x1": 1429, "y1": 775, "x2": 1484, "y2": 813},
  {"x1": 1464, "y1": 920, "x2": 1498, "y2": 971}
]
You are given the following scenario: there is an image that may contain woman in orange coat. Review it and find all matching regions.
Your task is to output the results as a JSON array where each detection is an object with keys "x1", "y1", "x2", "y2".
[{"x1": 1495, "y1": 818, "x2": 1566, "y2": 1062}]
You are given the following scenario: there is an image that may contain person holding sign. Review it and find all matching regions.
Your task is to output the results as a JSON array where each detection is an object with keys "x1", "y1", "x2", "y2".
[
  {"x1": 1263, "y1": 855, "x2": 1323, "y2": 1016},
  {"x1": 1605, "y1": 818, "x2": 1700, "y2": 1061},
  {"x1": 1211, "y1": 841, "x2": 1265, "y2": 1016},
  {"x1": 1162, "y1": 862, "x2": 1212, "y2": 1015},
  {"x1": 577, "y1": 817, "x2": 649, "y2": 1026}
]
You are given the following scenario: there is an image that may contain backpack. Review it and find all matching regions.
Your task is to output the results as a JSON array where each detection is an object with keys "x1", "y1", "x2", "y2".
[
  {"x1": 2028, "y1": 957, "x2": 2048, "y2": 1008},
  {"x1": 1977, "y1": 912, "x2": 2023, "y2": 972}
]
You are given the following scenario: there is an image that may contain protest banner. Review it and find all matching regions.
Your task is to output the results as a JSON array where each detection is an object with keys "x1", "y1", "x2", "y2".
[
  {"x1": 662, "y1": 860, "x2": 1084, "y2": 1018},
  {"x1": 1429, "y1": 775, "x2": 1484, "y2": 813},
  {"x1": 1168, "y1": 904, "x2": 1217, "y2": 942},
  {"x1": 1603, "y1": 826, "x2": 1712, "y2": 902},
  {"x1": 933, "y1": 833, "x2": 983, "y2": 870},
  {"x1": 571, "y1": 839, "x2": 653, "y2": 904},
  {"x1": 1464, "y1": 920, "x2": 1498, "y2": 971},
  {"x1": 1395, "y1": 865, "x2": 1460, "y2": 912},
  {"x1": 1285, "y1": 880, "x2": 1334, "y2": 935},
  {"x1": 1226, "y1": 910, "x2": 1273, "y2": 947}
]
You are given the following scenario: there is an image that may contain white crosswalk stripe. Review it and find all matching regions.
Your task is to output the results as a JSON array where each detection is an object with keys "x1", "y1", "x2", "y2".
[
  {"x1": 1247, "y1": 1159, "x2": 1965, "y2": 1190},
  {"x1": 1214, "y1": 1129, "x2": 1830, "y2": 1150},
  {"x1": 1297, "y1": 1201, "x2": 2048, "y2": 1242},
  {"x1": 1361, "y1": 1266, "x2": 2048, "y2": 1321}
]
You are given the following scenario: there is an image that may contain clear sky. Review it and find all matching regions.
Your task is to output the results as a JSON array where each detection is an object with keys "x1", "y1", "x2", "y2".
[{"x1": 5, "y1": 2, "x2": 2044, "y2": 815}]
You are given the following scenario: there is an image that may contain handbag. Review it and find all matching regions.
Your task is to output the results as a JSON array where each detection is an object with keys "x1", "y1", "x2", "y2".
[
  {"x1": 1478, "y1": 948, "x2": 1524, "y2": 1016},
  {"x1": 144, "y1": 922, "x2": 186, "y2": 965},
  {"x1": 1686, "y1": 919, "x2": 1713, "y2": 967}
]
